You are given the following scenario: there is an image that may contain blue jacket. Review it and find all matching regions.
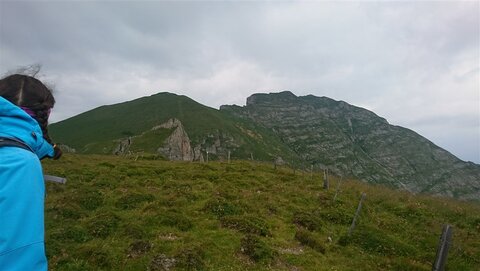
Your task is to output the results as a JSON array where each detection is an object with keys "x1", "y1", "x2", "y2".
[{"x1": 0, "y1": 96, "x2": 54, "y2": 270}]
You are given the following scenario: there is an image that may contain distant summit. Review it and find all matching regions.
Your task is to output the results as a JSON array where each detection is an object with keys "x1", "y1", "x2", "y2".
[
  {"x1": 49, "y1": 91, "x2": 480, "y2": 200},
  {"x1": 246, "y1": 91, "x2": 298, "y2": 106}
]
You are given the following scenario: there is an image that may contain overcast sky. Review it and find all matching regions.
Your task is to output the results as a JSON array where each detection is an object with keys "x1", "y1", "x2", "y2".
[{"x1": 1, "y1": 1, "x2": 479, "y2": 163}]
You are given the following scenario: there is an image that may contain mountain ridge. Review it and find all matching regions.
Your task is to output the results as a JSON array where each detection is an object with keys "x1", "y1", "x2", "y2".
[
  {"x1": 49, "y1": 91, "x2": 480, "y2": 200},
  {"x1": 222, "y1": 91, "x2": 480, "y2": 199}
]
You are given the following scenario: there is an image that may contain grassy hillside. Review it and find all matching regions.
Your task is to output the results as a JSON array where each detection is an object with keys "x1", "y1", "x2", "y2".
[
  {"x1": 49, "y1": 92, "x2": 300, "y2": 162},
  {"x1": 42, "y1": 155, "x2": 480, "y2": 270}
]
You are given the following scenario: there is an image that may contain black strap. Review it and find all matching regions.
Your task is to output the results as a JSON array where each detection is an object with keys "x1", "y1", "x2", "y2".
[{"x1": 0, "y1": 137, "x2": 34, "y2": 153}]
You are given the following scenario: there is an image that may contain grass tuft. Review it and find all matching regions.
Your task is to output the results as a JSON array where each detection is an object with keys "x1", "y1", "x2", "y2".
[
  {"x1": 174, "y1": 246, "x2": 206, "y2": 271},
  {"x1": 203, "y1": 197, "x2": 243, "y2": 218},
  {"x1": 294, "y1": 229, "x2": 326, "y2": 254},
  {"x1": 221, "y1": 215, "x2": 270, "y2": 236},
  {"x1": 86, "y1": 212, "x2": 120, "y2": 238},
  {"x1": 240, "y1": 234, "x2": 276, "y2": 263},
  {"x1": 292, "y1": 211, "x2": 323, "y2": 231},
  {"x1": 115, "y1": 193, "x2": 155, "y2": 210}
]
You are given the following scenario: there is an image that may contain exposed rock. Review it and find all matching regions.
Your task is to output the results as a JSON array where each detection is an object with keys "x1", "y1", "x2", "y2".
[
  {"x1": 113, "y1": 137, "x2": 131, "y2": 155},
  {"x1": 57, "y1": 144, "x2": 76, "y2": 153},
  {"x1": 275, "y1": 156, "x2": 286, "y2": 166},
  {"x1": 150, "y1": 254, "x2": 176, "y2": 271},
  {"x1": 155, "y1": 118, "x2": 194, "y2": 161},
  {"x1": 193, "y1": 145, "x2": 204, "y2": 162}
]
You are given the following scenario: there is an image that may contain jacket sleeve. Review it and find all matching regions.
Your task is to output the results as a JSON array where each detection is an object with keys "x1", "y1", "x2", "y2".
[{"x1": 35, "y1": 137, "x2": 54, "y2": 160}]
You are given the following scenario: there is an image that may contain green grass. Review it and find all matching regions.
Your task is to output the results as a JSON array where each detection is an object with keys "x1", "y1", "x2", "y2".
[{"x1": 43, "y1": 154, "x2": 480, "y2": 270}]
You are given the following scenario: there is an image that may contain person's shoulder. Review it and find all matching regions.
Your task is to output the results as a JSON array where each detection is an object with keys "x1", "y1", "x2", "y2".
[{"x1": 0, "y1": 146, "x2": 40, "y2": 165}]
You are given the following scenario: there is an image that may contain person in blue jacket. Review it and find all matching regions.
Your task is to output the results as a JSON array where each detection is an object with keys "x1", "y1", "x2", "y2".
[{"x1": 0, "y1": 74, "x2": 62, "y2": 270}]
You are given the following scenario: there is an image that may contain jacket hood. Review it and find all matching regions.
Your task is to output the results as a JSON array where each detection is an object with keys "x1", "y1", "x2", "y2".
[{"x1": 0, "y1": 96, "x2": 54, "y2": 159}]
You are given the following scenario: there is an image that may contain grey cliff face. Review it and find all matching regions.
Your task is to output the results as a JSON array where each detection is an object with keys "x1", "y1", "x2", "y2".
[
  {"x1": 155, "y1": 118, "x2": 194, "y2": 161},
  {"x1": 221, "y1": 92, "x2": 480, "y2": 200},
  {"x1": 155, "y1": 119, "x2": 234, "y2": 162}
]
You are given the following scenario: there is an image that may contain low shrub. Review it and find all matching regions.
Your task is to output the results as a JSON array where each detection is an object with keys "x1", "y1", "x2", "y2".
[
  {"x1": 98, "y1": 162, "x2": 115, "y2": 168},
  {"x1": 47, "y1": 203, "x2": 84, "y2": 220},
  {"x1": 203, "y1": 197, "x2": 243, "y2": 218},
  {"x1": 126, "y1": 240, "x2": 152, "y2": 258},
  {"x1": 76, "y1": 245, "x2": 113, "y2": 269},
  {"x1": 350, "y1": 226, "x2": 417, "y2": 256},
  {"x1": 337, "y1": 234, "x2": 351, "y2": 246},
  {"x1": 76, "y1": 190, "x2": 104, "y2": 211},
  {"x1": 115, "y1": 193, "x2": 155, "y2": 210},
  {"x1": 159, "y1": 212, "x2": 194, "y2": 231},
  {"x1": 86, "y1": 212, "x2": 120, "y2": 238},
  {"x1": 391, "y1": 258, "x2": 429, "y2": 271},
  {"x1": 295, "y1": 229, "x2": 326, "y2": 254},
  {"x1": 240, "y1": 234, "x2": 276, "y2": 263},
  {"x1": 49, "y1": 226, "x2": 90, "y2": 243},
  {"x1": 221, "y1": 215, "x2": 270, "y2": 236},
  {"x1": 55, "y1": 259, "x2": 91, "y2": 271},
  {"x1": 293, "y1": 211, "x2": 322, "y2": 231},
  {"x1": 175, "y1": 247, "x2": 206, "y2": 271},
  {"x1": 122, "y1": 223, "x2": 147, "y2": 239},
  {"x1": 319, "y1": 208, "x2": 351, "y2": 225}
]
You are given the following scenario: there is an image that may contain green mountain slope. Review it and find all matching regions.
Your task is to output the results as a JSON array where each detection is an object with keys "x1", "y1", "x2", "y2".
[
  {"x1": 49, "y1": 92, "x2": 299, "y2": 162},
  {"x1": 43, "y1": 155, "x2": 480, "y2": 270}
]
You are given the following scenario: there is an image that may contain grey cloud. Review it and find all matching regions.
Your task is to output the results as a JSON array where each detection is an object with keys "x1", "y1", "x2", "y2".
[{"x1": 0, "y1": 1, "x2": 478, "y2": 163}]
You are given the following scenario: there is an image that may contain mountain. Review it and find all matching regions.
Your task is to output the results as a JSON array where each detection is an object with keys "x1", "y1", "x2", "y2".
[
  {"x1": 221, "y1": 91, "x2": 480, "y2": 200},
  {"x1": 49, "y1": 91, "x2": 480, "y2": 200},
  {"x1": 49, "y1": 92, "x2": 300, "y2": 162}
]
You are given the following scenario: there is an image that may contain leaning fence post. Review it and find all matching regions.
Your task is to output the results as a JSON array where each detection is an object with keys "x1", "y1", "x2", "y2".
[
  {"x1": 432, "y1": 224, "x2": 453, "y2": 271},
  {"x1": 348, "y1": 192, "x2": 366, "y2": 236},
  {"x1": 44, "y1": 175, "x2": 67, "y2": 184},
  {"x1": 333, "y1": 177, "x2": 343, "y2": 201},
  {"x1": 323, "y1": 169, "x2": 329, "y2": 190}
]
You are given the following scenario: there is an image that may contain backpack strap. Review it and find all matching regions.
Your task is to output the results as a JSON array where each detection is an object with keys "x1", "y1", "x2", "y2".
[{"x1": 0, "y1": 137, "x2": 34, "y2": 153}]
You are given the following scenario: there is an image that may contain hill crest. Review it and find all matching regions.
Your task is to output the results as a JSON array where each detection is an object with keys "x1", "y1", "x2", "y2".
[{"x1": 49, "y1": 91, "x2": 480, "y2": 200}]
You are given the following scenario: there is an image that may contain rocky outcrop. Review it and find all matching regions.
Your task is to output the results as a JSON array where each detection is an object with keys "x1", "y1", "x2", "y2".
[
  {"x1": 113, "y1": 137, "x2": 132, "y2": 155},
  {"x1": 191, "y1": 132, "x2": 234, "y2": 162},
  {"x1": 58, "y1": 144, "x2": 76, "y2": 153},
  {"x1": 155, "y1": 118, "x2": 194, "y2": 161}
]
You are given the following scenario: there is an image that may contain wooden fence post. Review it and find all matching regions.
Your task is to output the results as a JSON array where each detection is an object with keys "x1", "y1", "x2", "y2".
[
  {"x1": 228, "y1": 151, "x2": 231, "y2": 164},
  {"x1": 323, "y1": 169, "x2": 329, "y2": 190},
  {"x1": 333, "y1": 177, "x2": 343, "y2": 201},
  {"x1": 206, "y1": 151, "x2": 209, "y2": 163},
  {"x1": 348, "y1": 192, "x2": 366, "y2": 236},
  {"x1": 432, "y1": 224, "x2": 453, "y2": 271}
]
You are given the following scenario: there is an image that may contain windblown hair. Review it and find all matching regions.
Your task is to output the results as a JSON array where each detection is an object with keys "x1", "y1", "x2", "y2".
[{"x1": 0, "y1": 74, "x2": 61, "y2": 158}]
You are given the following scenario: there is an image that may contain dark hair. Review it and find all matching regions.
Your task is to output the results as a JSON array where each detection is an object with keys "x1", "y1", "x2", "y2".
[{"x1": 0, "y1": 74, "x2": 61, "y2": 159}]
